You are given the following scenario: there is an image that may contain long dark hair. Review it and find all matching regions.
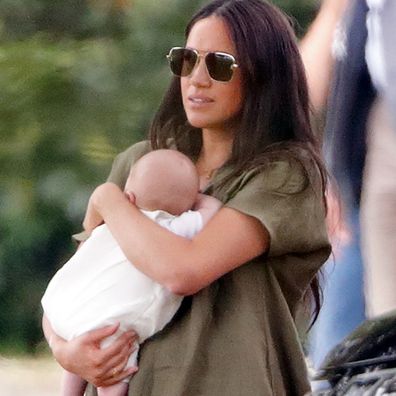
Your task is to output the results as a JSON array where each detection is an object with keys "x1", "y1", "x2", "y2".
[{"x1": 149, "y1": 0, "x2": 328, "y2": 326}]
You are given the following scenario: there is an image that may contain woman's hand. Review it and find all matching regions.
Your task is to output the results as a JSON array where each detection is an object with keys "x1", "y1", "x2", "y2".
[
  {"x1": 83, "y1": 195, "x2": 105, "y2": 235},
  {"x1": 83, "y1": 183, "x2": 133, "y2": 234},
  {"x1": 90, "y1": 183, "x2": 130, "y2": 214},
  {"x1": 44, "y1": 317, "x2": 138, "y2": 387}
]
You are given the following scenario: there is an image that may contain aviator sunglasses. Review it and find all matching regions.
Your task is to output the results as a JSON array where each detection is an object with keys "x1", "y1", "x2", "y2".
[{"x1": 166, "y1": 47, "x2": 239, "y2": 82}]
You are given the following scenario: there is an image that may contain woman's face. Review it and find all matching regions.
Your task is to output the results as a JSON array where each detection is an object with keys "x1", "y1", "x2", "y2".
[{"x1": 181, "y1": 16, "x2": 243, "y2": 134}]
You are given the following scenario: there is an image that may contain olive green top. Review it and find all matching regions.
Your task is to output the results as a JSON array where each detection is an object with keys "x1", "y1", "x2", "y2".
[{"x1": 86, "y1": 141, "x2": 330, "y2": 396}]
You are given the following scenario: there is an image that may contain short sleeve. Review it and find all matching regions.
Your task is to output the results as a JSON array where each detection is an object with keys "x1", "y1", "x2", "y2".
[
  {"x1": 224, "y1": 158, "x2": 329, "y2": 257},
  {"x1": 107, "y1": 140, "x2": 151, "y2": 188}
]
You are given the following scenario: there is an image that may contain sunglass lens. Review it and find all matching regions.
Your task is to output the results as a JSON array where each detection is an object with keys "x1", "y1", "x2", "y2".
[
  {"x1": 169, "y1": 48, "x2": 197, "y2": 77},
  {"x1": 206, "y1": 52, "x2": 234, "y2": 82}
]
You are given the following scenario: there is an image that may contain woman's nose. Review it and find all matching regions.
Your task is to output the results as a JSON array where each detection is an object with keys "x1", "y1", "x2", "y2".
[{"x1": 189, "y1": 56, "x2": 212, "y2": 87}]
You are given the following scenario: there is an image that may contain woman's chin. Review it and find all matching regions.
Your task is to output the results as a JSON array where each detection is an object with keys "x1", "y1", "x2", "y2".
[
  {"x1": 186, "y1": 117, "x2": 223, "y2": 131},
  {"x1": 186, "y1": 117, "x2": 210, "y2": 129}
]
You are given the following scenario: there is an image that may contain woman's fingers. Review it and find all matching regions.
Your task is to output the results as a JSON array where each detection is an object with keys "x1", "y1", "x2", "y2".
[
  {"x1": 60, "y1": 324, "x2": 138, "y2": 387},
  {"x1": 86, "y1": 327, "x2": 138, "y2": 387},
  {"x1": 100, "y1": 331, "x2": 138, "y2": 372},
  {"x1": 98, "y1": 365, "x2": 139, "y2": 387},
  {"x1": 99, "y1": 352, "x2": 138, "y2": 386},
  {"x1": 93, "y1": 341, "x2": 138, "y2": 387},
  {"x1": 101, "y1": 330, "x2": 137, "y2": 359},
  {"x1": 67, "y1": 325, "x2": 121, "y2": 380},
  {"x1": 84, "y1": 323, "x2": 120, "y2": 346},
  {"x1": 102, "y1": 339, "x2": 136, "y2": 371},
  {"x1": 94, "y1": 331, "x2": 138, "y2": 387}
]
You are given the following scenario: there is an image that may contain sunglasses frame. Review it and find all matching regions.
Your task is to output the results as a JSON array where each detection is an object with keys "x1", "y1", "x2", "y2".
[{"x1": 166, "y1": 46, "x2": 239, "y2": 83}]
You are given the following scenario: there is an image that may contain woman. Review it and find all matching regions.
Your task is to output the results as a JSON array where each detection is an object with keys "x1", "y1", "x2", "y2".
[{"x1": 43, "y1": 0, "x2": 330, "y2": 394}]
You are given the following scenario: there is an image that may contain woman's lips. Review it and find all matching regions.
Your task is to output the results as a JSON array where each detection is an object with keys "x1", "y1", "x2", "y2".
[{"x1": 188, "y1": 95, "x2": 214, "y2": 107}]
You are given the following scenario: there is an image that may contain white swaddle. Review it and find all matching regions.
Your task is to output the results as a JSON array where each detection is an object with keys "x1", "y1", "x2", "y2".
[{"x1": 42, "y1": 209, "x2": 202, "y2": 369}]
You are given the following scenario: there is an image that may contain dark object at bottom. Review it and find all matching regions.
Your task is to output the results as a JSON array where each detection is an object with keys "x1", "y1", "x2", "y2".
[{"x1": 311, "y1": 310, "x2": 396, "y2": 395}]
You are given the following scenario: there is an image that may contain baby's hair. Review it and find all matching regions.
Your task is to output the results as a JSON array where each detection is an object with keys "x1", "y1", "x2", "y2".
[{"x1": 129, "y1": 149, "x2": 200, "y2": 215}]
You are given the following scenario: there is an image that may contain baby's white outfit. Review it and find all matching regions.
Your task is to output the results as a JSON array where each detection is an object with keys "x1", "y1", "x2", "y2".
[{"x1": 42, "y1": 209, "x2": 202, "y2": 372}]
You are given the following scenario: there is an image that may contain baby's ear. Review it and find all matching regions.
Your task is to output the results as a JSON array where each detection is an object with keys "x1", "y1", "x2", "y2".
[{"x1": 125, "y1": 190, "x2": 136, "y2": 204}]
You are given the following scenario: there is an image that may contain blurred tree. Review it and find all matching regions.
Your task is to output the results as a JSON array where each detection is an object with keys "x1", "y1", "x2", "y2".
[
  {"x1": 0, "y1": 0, "x2": 205, "y2": 353},
  {"x1": 0, "y1": 0, "x2": 318, "y2": 353},
  {"x1": 0, "y1": 0, "x2": 131, "y2": 41},
  {"x1": 274, "y1": 0, "x2": 319, "y2": 36}
]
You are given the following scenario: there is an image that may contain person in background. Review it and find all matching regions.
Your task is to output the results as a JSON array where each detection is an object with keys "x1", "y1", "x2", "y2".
[{"x1": 302, "y1": 0, "x2": 396, "y2": 368}]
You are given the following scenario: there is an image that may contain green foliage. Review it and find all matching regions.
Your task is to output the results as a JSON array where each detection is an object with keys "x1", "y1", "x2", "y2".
[
  {"x1": 0, "y1": 0, "x2": 203, "y2": 354},
  {"x1": 0, "y1": 0, "x2": 131, "y2": 41},
  {"x1": 273, "y1": 0, "x2": 319, "y2": 36},
  {"x1": 0, "y1": 0, "x2": 317, "y2": 353}
]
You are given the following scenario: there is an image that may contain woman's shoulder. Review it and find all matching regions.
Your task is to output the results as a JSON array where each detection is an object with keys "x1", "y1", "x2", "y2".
[
  {"x1": 115, "y1": 140, "x2": 151, "y2": 164},
  {"x1": 114, "y1": 140, "x2": 151, "y2": 168},
  {"x1": 255, "y1": 155, "x2": 309, "y2": 194},
  {"x1": 230, "y1": 148, "x2": 322, "y2": 197},
  {"x1": 223, "y1": 148, "x2": 329, "y2": 257}
]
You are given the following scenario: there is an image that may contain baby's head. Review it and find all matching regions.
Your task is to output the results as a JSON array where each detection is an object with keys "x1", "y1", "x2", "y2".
[{"x1": 124, "y1": 149, "x2": 199, "y2": 215}]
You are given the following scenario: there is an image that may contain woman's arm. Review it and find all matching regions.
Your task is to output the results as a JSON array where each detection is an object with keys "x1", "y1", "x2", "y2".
[
  {"x1": 42, "y1": 315, "x2": 138, "y2": 387},
  {"x1": 82, "y1": 193, "x2": 105, "y2": 232},
  {"x1": 89, "y1": 183, "x2": 269, "y2": 296}
]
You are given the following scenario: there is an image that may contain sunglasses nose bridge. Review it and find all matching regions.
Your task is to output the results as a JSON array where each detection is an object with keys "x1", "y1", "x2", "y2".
[
  {"x1": 192, "y1": 52, "x2": 206, "y2": 72},
  {"x1": 189, "y1": 52, "x2": 212, "y2": 83}
]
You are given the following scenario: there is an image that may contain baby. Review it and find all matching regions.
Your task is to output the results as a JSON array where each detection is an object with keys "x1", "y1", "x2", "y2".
[{"x1": 41, "y1": 149, "x2": 221, "y2": 396}]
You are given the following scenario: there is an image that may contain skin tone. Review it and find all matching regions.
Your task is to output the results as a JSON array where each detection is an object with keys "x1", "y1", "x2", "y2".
[{"x1": 43, "y1": 15, "x2": 269, "y2": 388}]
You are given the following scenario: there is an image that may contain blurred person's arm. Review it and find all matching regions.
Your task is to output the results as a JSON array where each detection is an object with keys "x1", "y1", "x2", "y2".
[
  {"x1": 300, "y1": 0, "x2": 349, "y2": 111},
  {"x1": 325, "y1": 183, "x2": 351, "y2": 253}
]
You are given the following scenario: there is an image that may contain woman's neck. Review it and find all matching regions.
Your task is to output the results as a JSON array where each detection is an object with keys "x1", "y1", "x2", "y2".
[{"x1": 196, "y1": 128, "x2": 234, "y2": 183}]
